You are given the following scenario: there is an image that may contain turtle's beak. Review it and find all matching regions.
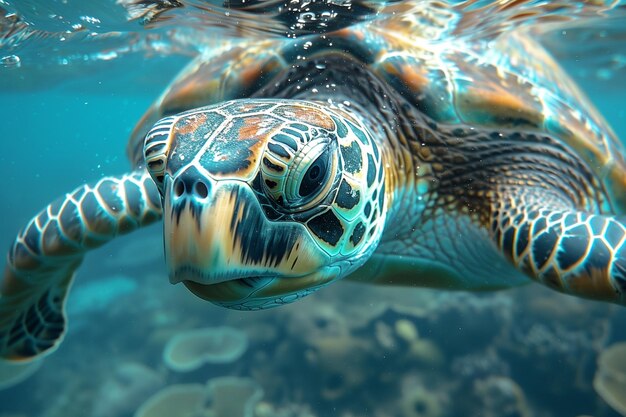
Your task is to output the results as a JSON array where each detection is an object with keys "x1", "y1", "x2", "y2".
[{"x1": 163, "y1": 166, "x2": 322, "y2": 287}]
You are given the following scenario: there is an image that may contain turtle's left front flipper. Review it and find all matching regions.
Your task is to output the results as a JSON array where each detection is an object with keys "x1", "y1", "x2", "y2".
[
  {"x1": 0, "y1": 170, "x2": 161, "y2": 361},
  {"x1": 491, "y1": 187, "x2": 626, "y2": 304}
]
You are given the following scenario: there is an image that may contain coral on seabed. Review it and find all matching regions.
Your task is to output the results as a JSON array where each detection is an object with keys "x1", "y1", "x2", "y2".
[
  {"x1": 254, "y1": 402, "x2": 317, "y2": 417},
  {"x1": 395, "y1": 319, "x2": 419, "y2": 343},
  {"x1": 472, "y1": 376, "x2": 531, "y2": 417},
  {"x1": 134, "y1": 384, "x2": 206, "y2": 417},
  {"x1": 6, "y1": 266, "x2": 624, "y2": 417},
  {"x1": 162, "y1": 326, "x2": 248, "y2": 372},
  {"x1": 399, "y1": 378, "x2": 444, "y2": 417},
  {"x1": 306, "y1": 334, "x2": 372, "y2": 401},
  {"x1": 90, "y1": 362, "x2": 165, "y2": 417},
  {"x1": 134, "y1": 377, "x2": 262, "y2": 417},
  {"x1": 283, "y1": 300, "x2": 352, "y2": 344},
  {"x1": 451, "y1": 349, "x2": 510, "y2": 380},
  {"x1": 593, "y1": 342, "x2": 626, "y2": 416},
  {"x1": 205, "y1": 376, "x2": 263, "y2": 417}
]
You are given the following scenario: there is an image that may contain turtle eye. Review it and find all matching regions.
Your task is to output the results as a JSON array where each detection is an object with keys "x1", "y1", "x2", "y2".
[
  {"x1": 298, "y1": 146, "x2": 331, "y2": 199},
  {"x1": 261, "y1": 137, "x2": 338, "y2": 211}
]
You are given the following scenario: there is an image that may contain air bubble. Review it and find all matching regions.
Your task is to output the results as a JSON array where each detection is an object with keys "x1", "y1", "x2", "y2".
[
  {"x1": 80, "y1": 15, "x2": 101, "y2": 25},
  {"x1": 1, "y1": 55, "x2": 21, "y2": 68},
  {"x1": 95, "y1": 51, "x2": 118, "y2": 61}
]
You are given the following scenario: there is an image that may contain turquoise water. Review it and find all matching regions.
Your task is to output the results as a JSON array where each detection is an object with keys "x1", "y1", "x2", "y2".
[{"x1": 2, "y1": 1, "x2": 626, "y2": 417}]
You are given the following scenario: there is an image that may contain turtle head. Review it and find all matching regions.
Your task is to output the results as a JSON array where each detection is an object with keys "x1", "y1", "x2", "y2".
[{"x1": 144, "y1": 99, "x2": 386, "y2": 310}]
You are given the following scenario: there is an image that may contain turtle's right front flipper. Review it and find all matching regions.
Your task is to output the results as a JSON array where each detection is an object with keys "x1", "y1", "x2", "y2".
[
  {"x1": 0, "y1": 170, "x2": 161, "y2": 361},
  {"x1": 490, "y1": 186, "x2": 626, "y2": 305}
]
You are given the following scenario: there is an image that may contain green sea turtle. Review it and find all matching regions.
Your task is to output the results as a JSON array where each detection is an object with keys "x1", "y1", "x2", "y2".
[{"x1": 2, "y1": 1, "x2": 626, "y2": 362}]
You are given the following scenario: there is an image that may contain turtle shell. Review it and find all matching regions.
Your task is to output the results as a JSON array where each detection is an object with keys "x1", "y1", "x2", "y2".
[{"x1": 126, "y1": 1, "x2": 626, "y2": 212}]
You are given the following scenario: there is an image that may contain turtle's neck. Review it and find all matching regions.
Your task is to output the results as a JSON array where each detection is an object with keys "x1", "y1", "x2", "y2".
[{"x1": 254, "y1": 52, "x2": 420, "y2": 240}]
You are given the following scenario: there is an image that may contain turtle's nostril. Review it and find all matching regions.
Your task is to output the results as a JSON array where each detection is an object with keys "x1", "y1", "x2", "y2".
[
  {"x1": 174, "y1": 179, "x2": 185, "y2": 197},
  {"x1": 172, "y1": 169, "x2": 211, "y2": 200},
  {"x1": 194, "y1": 181, "x2": 209, "y2": 199}
]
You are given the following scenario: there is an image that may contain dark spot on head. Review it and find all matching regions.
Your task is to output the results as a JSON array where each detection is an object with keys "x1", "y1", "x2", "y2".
[
  {"x1": 273, "y1": 133, "x2": 299, "y2": 151},
  {"x1": 147, "y1": 159, "x2": 163, "y2": 171},
  {"x1": 350, "y1": 222, "x2": 365, "y2": 246},
  {"x1": 341, "y1": 142, "x2": 362, "y2": 174},
  {"x1": 307, "y1": 210, "x2": 344, "y2": 246},
  {"x1": 283, "y1": 128, "x2": 305, "y2": 142},
  {"x1": 290, "y1": 123, "x2": 309, "y2": 131},
  {"x1": 366, "y1": 154, "x2": 376, "y2": 187},
  {"x1": 345, "y1": 119, "x2": 369, "y2": 145},
  {"x1": 335, "y1": 179, "x2": 360, "y2": 210},
  {"x1": 263, "y1": 157, "x2": 284, "y2": 172},
  {"x1": 268, "y1": 143, "x2": 291, "y2": 158},
  {"x1": 331, "y1": 116, "x2": 348, "y2": 138}
]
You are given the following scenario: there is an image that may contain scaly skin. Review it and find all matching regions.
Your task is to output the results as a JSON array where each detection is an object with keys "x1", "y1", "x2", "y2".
[
  {"x1": 1, "y1": 171, "x2": 161, "y2": 360},
  {"x1": 2, "y1": 2, "x2": 626, "y2": 363},
  {"x1": 143, "y1": 100, "x2": 388, "y2": 310}
]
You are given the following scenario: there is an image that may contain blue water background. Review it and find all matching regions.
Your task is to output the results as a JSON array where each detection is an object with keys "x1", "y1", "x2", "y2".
[{"x1": 1, "y1": 16, "x2": 626, "y2": 417}]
